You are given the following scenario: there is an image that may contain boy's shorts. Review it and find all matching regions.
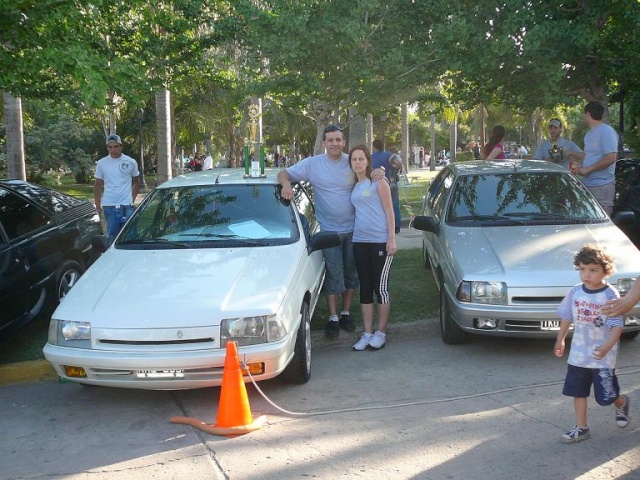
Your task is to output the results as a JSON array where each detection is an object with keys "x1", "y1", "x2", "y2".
[{"x1": 562, "y1": 364, "x2": 620, "y2": 406}]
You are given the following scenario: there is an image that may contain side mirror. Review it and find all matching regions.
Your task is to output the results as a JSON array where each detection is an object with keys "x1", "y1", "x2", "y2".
[
  {"x1": 611, "y1": 210, "x2": 635, "y2": 227},
  {"x1": 309, "y1": 231, "x2": 341, "y2": 253},
  {"x1": 412, "y1": 215, "x2": 440, "y2": 235}
]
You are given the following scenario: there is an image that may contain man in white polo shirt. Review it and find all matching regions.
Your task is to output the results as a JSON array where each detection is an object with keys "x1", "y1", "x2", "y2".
[{"x1": 94, "y1": 134, "x2": 140, "y2": 243}]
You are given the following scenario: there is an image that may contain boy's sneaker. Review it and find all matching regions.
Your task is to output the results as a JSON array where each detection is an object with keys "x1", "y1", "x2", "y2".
[
  {"x1": 615, "y1": 395, "x2": 630, "y2": 428},
  {"x1": 325, "y1": 320, "x2": 340, "y2": 339},
  {"x1": 369, "y1": 330, "x2": 386, "y2": 350},
  {"x1": 560, "y1": 425, "x2": 590, "y2": 444},
  {"x1": 353, "y1": 332, "x2": 373, "y2": 351},
  {"x1": 339, "y1": 313, "x2": 356, "y2": 332}
]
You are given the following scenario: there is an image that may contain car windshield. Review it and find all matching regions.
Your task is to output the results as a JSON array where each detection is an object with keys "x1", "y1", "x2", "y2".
[
  {"x1": 446, "y1": 171, "x2": 607, "y2": 226},
  {"x1": 117, "y1": 184, "x2": 298, "y2": 248}
]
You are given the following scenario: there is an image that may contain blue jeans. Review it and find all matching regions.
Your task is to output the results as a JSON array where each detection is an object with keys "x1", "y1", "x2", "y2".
[
  {"x1": 322, "y1": 231, "x2": 359, "y2": 295},
  {"x1": 103, "y1": 205, "x2": 134, "y2": 243}
]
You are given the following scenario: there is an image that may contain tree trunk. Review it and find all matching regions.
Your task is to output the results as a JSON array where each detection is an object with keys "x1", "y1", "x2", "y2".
[
  {"x1": 401, "y1": 103, "x2": 409, "y2": 173},
  {"x1": 3, "y1": 92, "x2": 26, "y2": 181},
  {"x1": 155, "y1": 90, "x2": 172, "y2": 185}
]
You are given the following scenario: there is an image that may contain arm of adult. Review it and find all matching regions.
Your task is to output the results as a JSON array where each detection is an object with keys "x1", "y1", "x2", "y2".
[
  {"x1": 93, "y1": 178, "x2": 104, "y2": 214},
  {"x1": 370, "y1": 167, "x2": 386, "y2": 181},
  {"x1": 277, "y1": 169, "x2": 294, "y2": 200},
  {"x1": 377, "y1": 179, "x2": 397, "y2": 255},
  {"x1": 566, "y1": 148, "x2": 585, "y2": 162},
  {"x1": 577, "y1": 151, "x2": 617, "y2": 176},
  {"x1": 131, "y1": 176, "x2": 141, "y2": 206},
  {"x1": 485, "y1": 146, "x2": 503, "y2": 160},
  {"x1": 605, "y1": 277, "x2": 640, "y2": 316}
]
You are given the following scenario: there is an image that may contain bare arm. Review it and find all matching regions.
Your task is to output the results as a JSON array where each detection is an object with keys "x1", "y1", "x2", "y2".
[
  {"x1": 277, "y1": 169, "x2": 294, "y2": 200},
  {"x1": 93, "y1": 178, "x2": 104, "y2": 213},
  {"x1": 486, "y1": 146, "x2": 503, "y2": 160},
  {"x1": 577, "y1": 152, "x2": 617, "y2": 176},
  {"x1": 131, "y1": 176, "x2": 141, "y2": 205},
  {"x1": 553, "y1": 320, "x2": 572, "y2": 358},
  {"x1": 605, "y1": 277, "x2": 640, "y2": 316},
  {"x1": 377, "y1": 179, "x2": 397, "y2": 255}
]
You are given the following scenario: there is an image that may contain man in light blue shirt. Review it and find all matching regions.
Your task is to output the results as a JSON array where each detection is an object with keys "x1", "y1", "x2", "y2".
[
  {"x1": 533, "y1": 118, "x2": 584, "y2": 170},
  {"x1": 573, "y1": 102, "x2": 618, "y2": 215}
]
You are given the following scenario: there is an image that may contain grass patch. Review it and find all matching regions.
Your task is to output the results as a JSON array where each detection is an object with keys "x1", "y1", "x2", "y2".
[{"x1": 0, "y1": 248, "x2": 439, "y2": 365}]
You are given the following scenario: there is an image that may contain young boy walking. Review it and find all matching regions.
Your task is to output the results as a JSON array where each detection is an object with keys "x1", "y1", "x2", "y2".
[{"x1": 554, "y1": 244, "x2": 630, "y2": 443}]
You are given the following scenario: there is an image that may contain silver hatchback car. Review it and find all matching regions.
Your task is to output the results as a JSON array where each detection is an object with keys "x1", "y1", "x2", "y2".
[{"x1": 413, "y1": 160, "x2": 640, "y2": 344}]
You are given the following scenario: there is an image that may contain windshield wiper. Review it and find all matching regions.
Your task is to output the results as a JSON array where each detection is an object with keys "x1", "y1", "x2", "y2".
[
  {"x1": 178, "y1": 232, "x2": 270, "y2": 246},
  {"x1": 451, "y1": 215, "x2": 525, "y2": 225},
  {"x1": 118, "y1": 238, "x2": 190, "y2": 248}
]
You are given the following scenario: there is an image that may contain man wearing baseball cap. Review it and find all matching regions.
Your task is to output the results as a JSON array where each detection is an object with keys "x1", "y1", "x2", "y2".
[
  {"x1": 533, "y1": 118, "x2": 584, "y2": 170},
  {"x1": 94, "y1": 134, "x2": 141, "y2": 243}
]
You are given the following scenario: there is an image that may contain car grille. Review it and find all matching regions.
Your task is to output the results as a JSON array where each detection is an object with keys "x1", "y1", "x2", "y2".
[
  {"x1": 99, "y1": 337, "x2": 214, "y2": 346},
  {"x1": 511, "y1": 296, "x2": 565, "y2": 304}
]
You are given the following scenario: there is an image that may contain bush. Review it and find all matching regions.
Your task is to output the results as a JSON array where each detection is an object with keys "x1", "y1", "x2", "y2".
[
  {"x1": 455, "y1": 151, "x2": 474, "y2": 162},
  {"x1": 75, "y1": 167, "x2": 93, "y2": 184}
]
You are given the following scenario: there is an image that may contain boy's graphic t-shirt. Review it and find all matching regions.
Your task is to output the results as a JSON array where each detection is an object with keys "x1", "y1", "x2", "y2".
[{"x1": 557, "y1": 283, "x2": 622, "y2": 369}]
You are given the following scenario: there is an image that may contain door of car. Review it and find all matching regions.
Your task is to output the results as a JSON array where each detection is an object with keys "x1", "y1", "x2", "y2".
[
  {"x1": 421, "y1": 169, "x2": 455, "y2": 273},
  {"x1": 0, "y1": 187, "x2": 51, "y2": 332}
]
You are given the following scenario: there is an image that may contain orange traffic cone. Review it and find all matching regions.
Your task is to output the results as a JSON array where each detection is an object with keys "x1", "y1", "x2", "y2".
[{"x1": 170, "y1": 341, "x2": 266, "y2": 436}]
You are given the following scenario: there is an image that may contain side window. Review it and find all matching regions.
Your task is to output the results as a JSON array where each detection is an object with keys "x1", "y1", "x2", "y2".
[
  {"x1": 431, "y1": 172, "x2": 455, "y2": 224},
  {"x1": 0, "y1": 187, "x2": 50, "y2": 240},
  {"x1": 423, "y1": 169, "x2": 448, "y2": 214},
  {"x1": 293, "y1": 183, "x2": 318, "y2": 241}
]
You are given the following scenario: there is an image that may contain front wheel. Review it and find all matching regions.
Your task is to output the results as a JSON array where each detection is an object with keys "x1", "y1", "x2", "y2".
[
  {"x1": 55, "y1": 260, "x2": 85, "y2": 304},
  {"x1": 281, "y1": 302, "x2": 312, "y2": 384},
  {"x1": 439, "y1": 287, "x2": 468, "y2": 345}
]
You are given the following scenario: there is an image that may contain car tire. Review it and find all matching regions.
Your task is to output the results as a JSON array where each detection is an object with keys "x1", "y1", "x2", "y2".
[
  {"x1": 621, "y1": 330, "x2": 640, "y2": 340},
  {"x1": 55, "y1": 259, "x2": 85, "y2": 304},
  {"x1": 281, "y1": 302, "x2": 311, "y2": 384},
  {"x1": 422, "y1": 240, "x2": 432, "y2": 270},
  {"x1": 439, "y1": 287, "x2": 467, "y2": 345}
]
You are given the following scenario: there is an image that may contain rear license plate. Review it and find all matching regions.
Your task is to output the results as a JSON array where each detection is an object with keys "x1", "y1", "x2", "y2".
[
  {"x1": 136, "y1": 369, "x2": 184, "y2": 379},
  {"x1": 541, "y1": 320, "x2": 561, "y2": 331}
]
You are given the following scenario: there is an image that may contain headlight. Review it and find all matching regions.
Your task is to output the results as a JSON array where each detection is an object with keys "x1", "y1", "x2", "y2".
[
  {"x1": 617, "y1": 278, "x2": 636, "y2": 297},
  {"x1": 48, "y1": 320, "x2": 92, "y2": 348},
  {"x1": 220, "y1": 315, "x2": 287, "y2": 347},
  {"x1": 457, "y1": 281, "x2": 507, "y2": 305}
]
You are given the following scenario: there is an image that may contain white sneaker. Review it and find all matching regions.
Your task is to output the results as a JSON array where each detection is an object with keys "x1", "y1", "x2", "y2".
[
  {"x1": 353, "y1": 332, "x2": 373, "y2": 351},
  {"x1": 369, "y1": 330, "x2": 386, "y2": 350}
]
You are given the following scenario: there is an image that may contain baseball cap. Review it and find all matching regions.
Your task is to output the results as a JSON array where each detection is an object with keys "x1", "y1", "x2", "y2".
[
  {"x1": 548, "y1": 119, "x2": 562, "y2": 128},
  {"x1": 106, "y1": 134, "x2": 122, "y2": 145}
]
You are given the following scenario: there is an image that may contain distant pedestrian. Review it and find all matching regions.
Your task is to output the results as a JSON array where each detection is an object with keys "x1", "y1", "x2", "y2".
[
  {"x1": 472, "y1": 142, "x2": 481, "y2": 160},
  {"x1": 483, "y1": 125, "x2": 506, "y2": 160},
  {"x1": 554, "y1": 244, "x2": 630, "y2": 444},
  {"x1": 349, "y1": 145, "x2": 397, "y2": 351},
  {"x1": 574, "y1": 102, "x2": 618, "y2": 214},
  {"x1": 533, "y1": 118, "x2": 584, "y2": 170},
  {"x1": 94, "y1": 134, "x2": 141, "y2": 244}
]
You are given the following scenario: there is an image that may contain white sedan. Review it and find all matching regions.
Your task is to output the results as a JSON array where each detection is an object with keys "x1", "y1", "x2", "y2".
[{"x1": 44, "y1": 168, "x2": 339, "y2": 389}]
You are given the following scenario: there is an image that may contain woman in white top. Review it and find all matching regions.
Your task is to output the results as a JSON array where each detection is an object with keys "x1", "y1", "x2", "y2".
[{"x1": 349, "y1": 145, "x2": 397, "y2": 351}]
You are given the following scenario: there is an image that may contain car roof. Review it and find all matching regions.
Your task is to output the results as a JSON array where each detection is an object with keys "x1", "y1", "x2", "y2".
[
  {"x1": 155, "y1": 168, "x2": 282, "y2": 189},
  {"x1": 446, "y1": 159, "x2": 568, "y2": 176}
]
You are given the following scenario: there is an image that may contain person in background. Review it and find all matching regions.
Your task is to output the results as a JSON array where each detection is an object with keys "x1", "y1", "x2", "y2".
[
  {"x1": 483, "y1": 125, "x2": 506, "y2": 160},
  {"x1": 94, "y1": 134, "x2": 140, "y2": 244},
  {"x1": 518, "y1": 144, "x2": 528, "y2": 158},
  {"x1": 371, "y1": 140, "x2": 402, "y2": 233},
  {"x1": 349, "y1": 145, "x2": 397, "y2": 351},
  {"x1": 278, "y1": 125, "x2": 384, "y2": 338},
  {"x1": 554, "y1": 244, "x2": 630, "y2": 444},
  {"x1": 574, "y1": 102, "x2": 618, "y2": 215},
  {"x1": 203, "y1": 153, "x2": 214, "y2": 170},
  {"x1": 533, "y1": 118, "x2": 583, "y2": 169},
  {"x1": 472, "y1": 141, "x2": 481, "y2": 160}
]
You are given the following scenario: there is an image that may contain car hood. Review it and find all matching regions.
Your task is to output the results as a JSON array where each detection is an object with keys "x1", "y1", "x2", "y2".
[
  {"x1": 443, "y1": 222, "x2": 640, "y2": 285},
  {"x1": 55, "y1": 245, "x2": 303, "y2": 328}
]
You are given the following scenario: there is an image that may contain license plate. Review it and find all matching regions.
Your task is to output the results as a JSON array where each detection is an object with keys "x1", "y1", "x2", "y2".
[
  {"x1": 541, "y1": 320, "x2": 561, "y2": 331},
  {"x1": 136, "y1": 369, "x2": 184, "y2": 379}
]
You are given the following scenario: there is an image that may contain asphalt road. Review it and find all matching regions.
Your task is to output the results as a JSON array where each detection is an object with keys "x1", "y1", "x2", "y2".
[{"x1": 3, "y1": 322, "x2": 639, "y2": 480}]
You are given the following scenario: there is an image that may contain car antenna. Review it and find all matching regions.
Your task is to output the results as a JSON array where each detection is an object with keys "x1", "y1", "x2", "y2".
[{"x1": 215, "y1": 173, "x2": 220, "y2": 184}]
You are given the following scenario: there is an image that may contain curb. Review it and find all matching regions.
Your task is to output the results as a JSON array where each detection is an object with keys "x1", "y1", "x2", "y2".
[{"x1": 0, "y1": 319, "x2": 438, "y2": 387}]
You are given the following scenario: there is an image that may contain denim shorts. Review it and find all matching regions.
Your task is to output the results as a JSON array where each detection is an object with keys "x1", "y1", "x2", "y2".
[
  {"x1": 562, "y1": 364, "x2": 620, "y2": 406},
  {"x1": 103, "y1": 205, "x2": 135, "y2": 243},
  {"x1": 321, "y1": 231, "x2": 359, "y2": 295}
]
